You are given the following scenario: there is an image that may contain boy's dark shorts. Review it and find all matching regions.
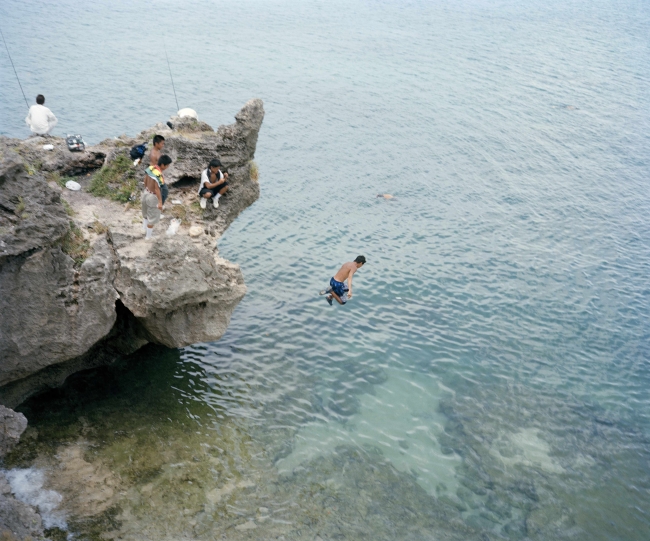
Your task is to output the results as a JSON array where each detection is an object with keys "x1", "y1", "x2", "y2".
[
  {"x1": 330, "y1": 277, "x2": 349, "y2": 304},
  {"x1": 161, "y1": 184, "x2": 169, "y2": 204},
  {"x1": 199, "y1": 182, "x2": 228, "y2": 197}
]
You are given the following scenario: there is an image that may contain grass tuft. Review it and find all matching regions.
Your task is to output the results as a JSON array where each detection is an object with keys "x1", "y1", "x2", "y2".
[
  {"x1": 91, "y1": 220, "x2": 109, "y2": 234},
  {"x1": 170, "y1": 204, "x2": 190, "y2": 225},
  {"x1": 250, "y1": 161, "x2": 259, "y2": 182},
  {"x1": 62, "y1": 199, "x2": 75, "y2": 216},
  {"x1": 88, "y1": 154, "x2": 138, "y2": 203},
  {"x1": 47, "y1": 171, "x2": 79, "y2": 190},
  {"x1": 60, "y1": 221, "x2": 91, "y2": 267},
  {"x1": 15, "y1": 196, "x2": 26, "y2": 215}
]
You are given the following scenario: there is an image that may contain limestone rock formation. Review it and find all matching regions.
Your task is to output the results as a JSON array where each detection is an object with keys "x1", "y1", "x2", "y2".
[
  {"x1": 0, "y1": 405, "x2": 27, "y2": 457},
  {"x1": 113, "y1": 235, "x2": 246, "y2": 348},
  {"x1": 0, "y1": 100, "x2": 264, "y2": 406},
  {"x1": 0, "y1": 153, "x2": 120, "y2": 387}
]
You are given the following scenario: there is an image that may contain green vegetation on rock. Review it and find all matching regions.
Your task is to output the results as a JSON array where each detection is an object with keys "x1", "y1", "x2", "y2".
[
  {"x1": 88, "y1": 154, "x2": 138, "y2": 203},
  {"x1": 60, "y1": 221, "x2": 91, "y2": 267},
  {"x1": 250, "y1": 161, "x2": 259, "y2": 182}
]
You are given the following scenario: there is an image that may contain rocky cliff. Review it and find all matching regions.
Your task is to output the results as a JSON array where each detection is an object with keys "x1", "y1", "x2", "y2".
[{"x1": 0, "y1": 99, "x2": 264, "y2": 408}]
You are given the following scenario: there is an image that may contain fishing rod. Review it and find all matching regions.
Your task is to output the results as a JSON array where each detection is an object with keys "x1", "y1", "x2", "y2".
[
  {"x1": 162, "y1": 36, "x2": 180, "y2": 113},
  {"x1": 0, "y1": 26, "x2": 30, "y2": 109}
]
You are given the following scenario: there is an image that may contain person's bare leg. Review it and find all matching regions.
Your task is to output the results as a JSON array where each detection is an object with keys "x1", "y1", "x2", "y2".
[{"x1": 330, "y1": 291, "x2": 344, "y2": 305}]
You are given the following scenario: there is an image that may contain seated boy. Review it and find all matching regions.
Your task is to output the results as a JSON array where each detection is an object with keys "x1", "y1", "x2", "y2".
[{"x1": 198, "y1": 159, "x2": 229, "y2": 209}]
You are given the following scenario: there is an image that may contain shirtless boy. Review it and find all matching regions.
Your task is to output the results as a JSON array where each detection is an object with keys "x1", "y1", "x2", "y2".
[{"x1": 320, "y1": 256, "x2": 366, "y2": 305}]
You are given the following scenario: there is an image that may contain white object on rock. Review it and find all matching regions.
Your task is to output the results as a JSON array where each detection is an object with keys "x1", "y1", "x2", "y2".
[
  {"x1": 171, "y1": 199, "x2": 183, "y2": 205},
  {"x1": 177, "y1": 108, "x2": 198, "y2": 119},
  {"x1": 189, "y1": 225, "x2": 203, "y2": 237},
  {"x1": 65, "y1": 180, "x2": 81, "y2": 191},
  {"x1": 166, "y1": 219, "x2": 181, "y2": 236},
  {"x1": 42, "y1": 144, "x2": 54, "y2": 151}
]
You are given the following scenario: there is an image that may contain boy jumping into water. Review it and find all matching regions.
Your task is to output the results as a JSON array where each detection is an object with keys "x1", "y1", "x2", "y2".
[{"x1": 320, "y1": 256, "x2": 366, "y2": 305}]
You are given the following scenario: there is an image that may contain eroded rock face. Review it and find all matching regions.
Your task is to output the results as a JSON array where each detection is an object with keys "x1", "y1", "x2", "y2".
[
  {"x1": 0, "y1": 100, "x2": 264, "y2": 405},
  {"x1": 112, "y1": 235, "x2": 246, "y2": 348},
  {"x1": 0, "y1": 151, "x2": 119, "y2": 387}
]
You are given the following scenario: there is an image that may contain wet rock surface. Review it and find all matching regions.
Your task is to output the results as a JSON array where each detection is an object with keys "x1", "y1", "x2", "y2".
[
  {"x1": 0, "y1": 473, "x2": 44, "y2": 541},
  {"x1": 0, "y1": 406, "x2": 44, "y2": 540},
  {"x1": 0, "y1": 100, "x2": 264, "y2": 404}
]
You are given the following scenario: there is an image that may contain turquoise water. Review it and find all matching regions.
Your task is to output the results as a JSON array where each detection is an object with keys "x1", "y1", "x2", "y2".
[{"x1": 2, "y1": 0, "x2": 650, "y2": 539}]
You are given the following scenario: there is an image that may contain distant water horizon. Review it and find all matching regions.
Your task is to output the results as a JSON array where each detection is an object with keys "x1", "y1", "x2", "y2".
[{"x1": 2, "y1": 0, "x2": 650, "y2": 539}]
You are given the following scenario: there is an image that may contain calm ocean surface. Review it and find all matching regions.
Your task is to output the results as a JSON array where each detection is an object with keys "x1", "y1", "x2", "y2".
[{"x1": 2, "y1": 0, "x2": 650, "y2": 539}]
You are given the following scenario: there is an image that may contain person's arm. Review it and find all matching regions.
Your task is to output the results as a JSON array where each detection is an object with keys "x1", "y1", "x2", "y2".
[
  {"x1": 25, "y1": 108, "x2": 32, "y2": 127},
  {"x1": 154, "y1": 182, "x2": 163, "y2": 209},
  {"x1": 47, "y1": 109, "x2": 57, "y2": 128},
  {"x1": 206, "y1": 171, "x2": 222, "y2": 189},
  {"x1": 149, "y1": 150, "x2": 158, "y2": 167},
  {"x1": 347, "y1": 268, "x2": 355, "y2": 298}
]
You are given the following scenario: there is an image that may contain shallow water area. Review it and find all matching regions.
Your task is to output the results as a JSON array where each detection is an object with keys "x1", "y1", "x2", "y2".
[{"x1": 2, "y1": 0, "x2": 650, "y2": 539}]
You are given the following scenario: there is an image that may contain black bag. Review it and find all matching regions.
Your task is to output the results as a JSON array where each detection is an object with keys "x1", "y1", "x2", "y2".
[{"x1": 130, "y1": 143, "x2": 147, "y2": 160}]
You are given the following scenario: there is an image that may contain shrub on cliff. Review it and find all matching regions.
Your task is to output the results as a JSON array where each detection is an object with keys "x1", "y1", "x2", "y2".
[{"x1": 88, "y1": 154, "x2": 137, "y2": 203}]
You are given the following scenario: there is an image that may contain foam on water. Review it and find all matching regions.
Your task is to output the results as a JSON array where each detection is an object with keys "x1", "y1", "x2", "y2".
[{"x1": 4, "y1": 468, "x2": 67, "y2": 529}]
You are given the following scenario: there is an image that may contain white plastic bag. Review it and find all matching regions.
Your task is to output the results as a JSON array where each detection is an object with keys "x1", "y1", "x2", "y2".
[
  {"x1": 65, "y1": 180, "x2": 81, "y2": 191},
  {"x1": 166, "y1": 219, "x2": 181, "y2": 236}
]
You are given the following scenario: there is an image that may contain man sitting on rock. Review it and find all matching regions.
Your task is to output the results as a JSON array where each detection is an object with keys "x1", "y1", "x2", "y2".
[
  {"x1": 142, "y1": 155, "x2": 172, "y2": 239},
  {"x1": 25, "y1": 94, "x2": 58, "y2": 136},
  {"x1": 198, "y1": 159, "x2": 229, "y2": 209}
]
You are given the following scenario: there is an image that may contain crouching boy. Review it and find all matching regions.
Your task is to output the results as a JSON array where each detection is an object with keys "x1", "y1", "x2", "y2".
[{"x1": 199, "y1": 159, "x2": 229, "y2": 209}]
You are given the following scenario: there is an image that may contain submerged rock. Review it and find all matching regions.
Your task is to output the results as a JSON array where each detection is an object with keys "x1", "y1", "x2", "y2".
[
  {"x1": 0, "y1": 406, "x2": 44, "y2": 540},
  {"x1": 0, "y1": 100, "x2": 264, "y2": 406},
  {"x1": 0, "y1": 473, "x2": 44, "y2": 540}
]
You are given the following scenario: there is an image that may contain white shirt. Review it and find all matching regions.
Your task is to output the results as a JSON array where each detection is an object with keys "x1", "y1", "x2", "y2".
[
  {"x1": 25, "y1": 104, "x2": 58, "y2": 135},
  {"x1": 198, "y1": 168, "x2": 223, "y2": 194}
]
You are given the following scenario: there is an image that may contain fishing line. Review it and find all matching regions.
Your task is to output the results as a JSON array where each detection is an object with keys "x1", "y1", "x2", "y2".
[
  {"x1": 162, "y1": 36, "x2": 180, "y2": 113},
  {"x1": 0, "y1": 26, "x2": 30, "y2": 109}
]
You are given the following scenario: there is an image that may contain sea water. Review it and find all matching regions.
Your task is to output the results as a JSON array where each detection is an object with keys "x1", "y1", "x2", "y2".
[{"x1": 1, "y1": 0, "x2": 649, "y2": 539}]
